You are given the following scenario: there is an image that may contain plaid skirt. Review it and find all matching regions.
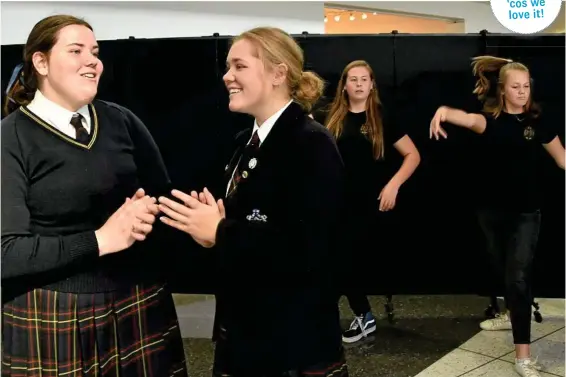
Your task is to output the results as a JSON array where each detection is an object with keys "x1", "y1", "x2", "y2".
[{"x1": 2, "y1": 283, "x2": 188, "y2": 377}]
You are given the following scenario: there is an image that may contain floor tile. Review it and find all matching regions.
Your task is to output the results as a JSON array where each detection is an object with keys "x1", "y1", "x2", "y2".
[
  {"x1": 461, "y1": 359, "x2": 559, "y2": 377},
  {"x1": 500, "y1": 328, "x2": 565, "y2": 377},
  {"x1": 459, "y1": 317, "x2": 565, "y2": 358},
  {"x1": 414, "y1": 349, "x2": 493, "y2": 377},
  {"x1": 531, "y1": 317, "x2": 566, "y2": 340},
  {"x1": 459, "y1": 329, "x2": 515, "y2": 358},
  {"x1": 535, "y1": 299, "x2": 565, "y2": 319}
]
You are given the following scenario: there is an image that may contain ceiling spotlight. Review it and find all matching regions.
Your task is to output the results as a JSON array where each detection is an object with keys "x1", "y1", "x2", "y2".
[
  {"x1": 373, "y1": 12, "x2": 377, "y2": 15},
  {"x1": 362, "y1": 13, "x2": 367, "y2": 19},
  {"x1": 324, "y1": 16, "x2": 328, "y2": 23},
  {"x1": 334, "y1": 15, "x2": 340, "y2": 21},
  {"x1": 349, "y1": 14, "x2": 355, "y2": 21}
]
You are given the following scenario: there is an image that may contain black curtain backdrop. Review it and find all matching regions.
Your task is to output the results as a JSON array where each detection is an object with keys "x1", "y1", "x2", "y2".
[{"x1": 2, "y1": 32, "x2": 564, "y2": 298}]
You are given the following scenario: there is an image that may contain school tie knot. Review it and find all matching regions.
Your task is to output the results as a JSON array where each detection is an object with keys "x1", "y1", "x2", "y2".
[
  {"x1": 70, "y1": 113, "x2": 90, "y2": 145},
  {"x1": 249, "y1": 130, "x2": 260, "y2": 149}
]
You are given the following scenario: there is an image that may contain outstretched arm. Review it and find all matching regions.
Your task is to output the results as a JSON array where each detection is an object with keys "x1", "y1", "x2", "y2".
[{"x1": 430, "y1": 106, "x2": 487, "y2": 139}]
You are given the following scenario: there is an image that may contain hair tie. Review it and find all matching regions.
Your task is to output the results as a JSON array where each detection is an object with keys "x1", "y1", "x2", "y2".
[{"x1": 5, "y1": 63, "x2": 24, "y2": 97}]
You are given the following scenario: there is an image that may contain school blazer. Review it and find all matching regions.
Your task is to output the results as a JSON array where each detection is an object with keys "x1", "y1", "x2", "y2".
[{"x1": 212, "y1": 102, "x2": 346, "y2": 374}]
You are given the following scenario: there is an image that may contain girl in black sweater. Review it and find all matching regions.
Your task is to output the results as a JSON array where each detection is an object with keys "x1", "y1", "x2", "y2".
[
  {"x1": 324, "y1": 60, "x2": 421, "y2": 344},
  {"x1": 1, "y1": 15, "x2": 187, "y2": 377},
  {"x1": 430, "y1": 55, "x2": 564, "y2": 377}
]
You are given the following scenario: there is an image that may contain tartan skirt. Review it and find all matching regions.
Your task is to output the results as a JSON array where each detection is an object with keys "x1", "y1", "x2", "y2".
[{"x1": 1, "y1": 283, "x2": 188, "y2": 377}]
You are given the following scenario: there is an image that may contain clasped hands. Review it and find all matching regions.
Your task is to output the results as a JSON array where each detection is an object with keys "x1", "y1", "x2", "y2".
[
  {"x1": 96, "y1": 188, "x2": 159, "y2": 256},
  {"x1": 157, "y1": 188, "x2": 225, "y2": 248}
]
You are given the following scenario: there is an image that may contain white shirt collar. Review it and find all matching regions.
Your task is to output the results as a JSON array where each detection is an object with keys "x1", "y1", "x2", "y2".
[
  {"x1": 27, "y1": 90, "x2": 91, "y2": 137},
  {"x1": 251, "y1": 99, "x2": 293, "y2": 145}
]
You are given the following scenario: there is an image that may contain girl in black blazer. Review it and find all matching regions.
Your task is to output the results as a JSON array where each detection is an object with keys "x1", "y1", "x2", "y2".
[{"x1": 158, "y1": 27, "x2": 349, "y2": 377}]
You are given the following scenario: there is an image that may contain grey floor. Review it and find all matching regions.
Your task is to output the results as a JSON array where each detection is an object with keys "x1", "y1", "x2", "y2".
[{"x1": 172, "y1": 294, "x2": 565, "y2": 377}]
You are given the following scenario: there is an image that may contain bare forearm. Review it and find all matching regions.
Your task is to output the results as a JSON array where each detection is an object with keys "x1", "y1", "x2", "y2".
[
  {"x1": 389, "y1": 151, "x2": 420, "y2": 188},
  {"x1": 443, "y1": 106, "x2": 486, "y2": 134}
]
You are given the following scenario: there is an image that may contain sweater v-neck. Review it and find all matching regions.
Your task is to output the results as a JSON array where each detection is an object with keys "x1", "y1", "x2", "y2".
[{"x1": 19, "y1": 104, "x2": 99, "y2": 150}]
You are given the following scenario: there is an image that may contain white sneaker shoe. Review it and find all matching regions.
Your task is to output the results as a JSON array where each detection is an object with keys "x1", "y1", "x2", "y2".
[
  {"x1": 480, "y1": 312, "x2": 512, "y2": 331},
  {"x1": 515, "y1": 357, "x2": 543, "y2": 377}
]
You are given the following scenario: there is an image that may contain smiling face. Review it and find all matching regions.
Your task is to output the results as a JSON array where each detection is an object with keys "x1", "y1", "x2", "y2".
[
  {"x1": 222, "y1": 38, "x2": 278, "y2": 117},
  {"x1": 33, "y1": 24, "x2": 103, "y2": 111},
  {"x1": 502, "y1": 69, "x2": 531, "y2": 111},
  {"x1": 344, "y1": 65, "x2": 373, "y2": 103}
]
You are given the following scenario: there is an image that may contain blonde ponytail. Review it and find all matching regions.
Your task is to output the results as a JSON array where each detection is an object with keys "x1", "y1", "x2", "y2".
[{"x1": 471, "y1": 55, "x2": 512, "y2": 102}]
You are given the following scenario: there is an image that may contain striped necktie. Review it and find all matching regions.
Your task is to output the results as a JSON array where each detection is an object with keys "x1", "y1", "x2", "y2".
[{"x1": 228, "y1": 131, "x2": 260, "y2": 194}]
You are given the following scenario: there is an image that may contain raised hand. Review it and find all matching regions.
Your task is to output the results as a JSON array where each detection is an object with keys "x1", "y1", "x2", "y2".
[
  {"x1": 430, "y1": 106, "x2": 449, "y2": 140},
  {"x1": 129, "y1": 188, "x2": 159, "y2": 239},
  {"x1": 191, "y1": 189, "x2": 226, "y2": 219},
  {"x1": 95, "y1": 189, "x2": 159, "y2": 257},
  {"x1": 158, "y1": 188, "x2": 223, "y2": 248}
]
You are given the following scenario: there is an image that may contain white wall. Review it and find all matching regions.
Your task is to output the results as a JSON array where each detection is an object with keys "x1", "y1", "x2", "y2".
[
  {"x1": 328, "y1": 1, "x2": 510, "y2": 33},
  {"x1": 1, "y1": 1, "x2": 325, "y2": 45}
]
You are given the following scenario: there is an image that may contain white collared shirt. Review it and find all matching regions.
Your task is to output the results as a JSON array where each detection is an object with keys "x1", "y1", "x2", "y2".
[
  {"x1": 226, "y1": 99, "x2": 294, "y2": 195},
  {"x1": 250, "y1": 99, "x2": 293, "y2": 145},
  {"x1": 27, "y1": 90, "x2": 91, "y2": 139}
]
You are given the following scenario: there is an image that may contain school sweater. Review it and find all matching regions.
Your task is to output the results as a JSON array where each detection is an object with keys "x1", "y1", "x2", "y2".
[{"x1": 1, "y1": 100, "x2": 172, "y2": 297}]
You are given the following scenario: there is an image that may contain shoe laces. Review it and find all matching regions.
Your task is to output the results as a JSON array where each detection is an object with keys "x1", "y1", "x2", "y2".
[
  {"x1": 491, "y1": 312, "x2": 510, "y2": 325},
  {"x1": 517, "y1": 356, "x2": 543, "y2": 376}
]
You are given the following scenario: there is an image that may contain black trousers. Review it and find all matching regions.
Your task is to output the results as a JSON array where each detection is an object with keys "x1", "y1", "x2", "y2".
[{"x1": 476, "y1": 208, "x2": 541, "y2": 345}]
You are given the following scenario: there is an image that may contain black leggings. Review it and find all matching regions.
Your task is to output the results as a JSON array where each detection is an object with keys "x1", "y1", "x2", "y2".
[
  {"x1": 477, "y1": 208, "x2": 541, "y2": 345},
  {"x1": 345, "y1": 294, "x2": 372, "y2": 317},
  {"x1": 342, "y1": 208, "x2": 398, "y2": 318}
]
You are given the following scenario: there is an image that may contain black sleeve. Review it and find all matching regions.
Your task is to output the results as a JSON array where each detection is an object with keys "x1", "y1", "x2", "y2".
[
  {"x1": 535, "y1": 113, "x2": 558, "y2": 145},
  {"x1": 479, "y1": 112, "x2": 496, "y2": 138},
  {"x1": 117, "y1": 104, "x2": 181, "y2": 280},
  {"x1": 120, "y1": 105, "x2": 172, "y2": 198},
  {"x1": 1, "y1": 120, "x2": 99, "y2": 280},
  {"x1": 214, "y1": 130, "x2": 345, "y2": 278}
]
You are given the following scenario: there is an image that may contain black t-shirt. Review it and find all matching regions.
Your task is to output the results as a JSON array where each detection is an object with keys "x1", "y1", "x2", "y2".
[
  {"x1": 336, "y1": 109, "x2": 406, "y2": 207},
  {"x1": 477, "y1": 111, "x2": 556, "y2": 212}
]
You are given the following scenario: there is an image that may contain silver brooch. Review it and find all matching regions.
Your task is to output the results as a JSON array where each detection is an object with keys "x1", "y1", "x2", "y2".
[
  {"x1": 246, "y1": 209, "x2": 268, "y2": 223},
  {"x1": 248, "y1": 158, "x2": 257, "y2": 169}
]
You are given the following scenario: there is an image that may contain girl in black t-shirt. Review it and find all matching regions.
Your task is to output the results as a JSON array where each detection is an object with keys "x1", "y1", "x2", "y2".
[
  {"x1": 430, "y1": 55, "x2": 564, "y2": 377},
  {"x1": 323, "y1": 60, "x2": 421, "y2": 345}
]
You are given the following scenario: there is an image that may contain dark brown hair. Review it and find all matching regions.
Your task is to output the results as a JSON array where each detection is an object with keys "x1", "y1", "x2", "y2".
[
  {"x1": 325, "y1": 60, "x2": 385, "y2": 160},
  {"x1": 471, "y1": 55, "x2": 539, "y2": 118},
  {"x1": 3, "y1": 15, "x2": 93, "y2": 116},
  {"x1": 233, "y1": 27, "x2": 325, "y2": 113}
]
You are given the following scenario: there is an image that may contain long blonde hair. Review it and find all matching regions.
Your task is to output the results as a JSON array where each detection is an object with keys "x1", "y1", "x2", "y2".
[
  {"x1": 471, "y1": 55, "x2": 539, "y2": 118},
  {"x1": 232, "y1": 27, "x2": 325, "y2": 113},
  {"x1": 325, "y1": 60, "x2": 384, "y2": 160}
]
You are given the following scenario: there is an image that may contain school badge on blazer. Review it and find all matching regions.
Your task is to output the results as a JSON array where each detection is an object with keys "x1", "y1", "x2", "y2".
[
  {"x1": 246, "y1": 209, "x2": 268, "y2": 223},
  {"x1": 523, "y1": 126, "x2": 535, "y2": 141}
]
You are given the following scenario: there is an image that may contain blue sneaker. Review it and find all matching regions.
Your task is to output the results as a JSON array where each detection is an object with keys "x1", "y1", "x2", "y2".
[{"x1": 342, "y1": 312, "x2": 377, "y2": 343}]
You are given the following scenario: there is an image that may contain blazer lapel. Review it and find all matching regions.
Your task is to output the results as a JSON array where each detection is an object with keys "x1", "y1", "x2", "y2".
[
  {"x1": 254, "y1": 102, "x2": 305, "y2": 162},
  {"x1": 225, "y1": 102, "x2": 307, "y2": 197}
]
